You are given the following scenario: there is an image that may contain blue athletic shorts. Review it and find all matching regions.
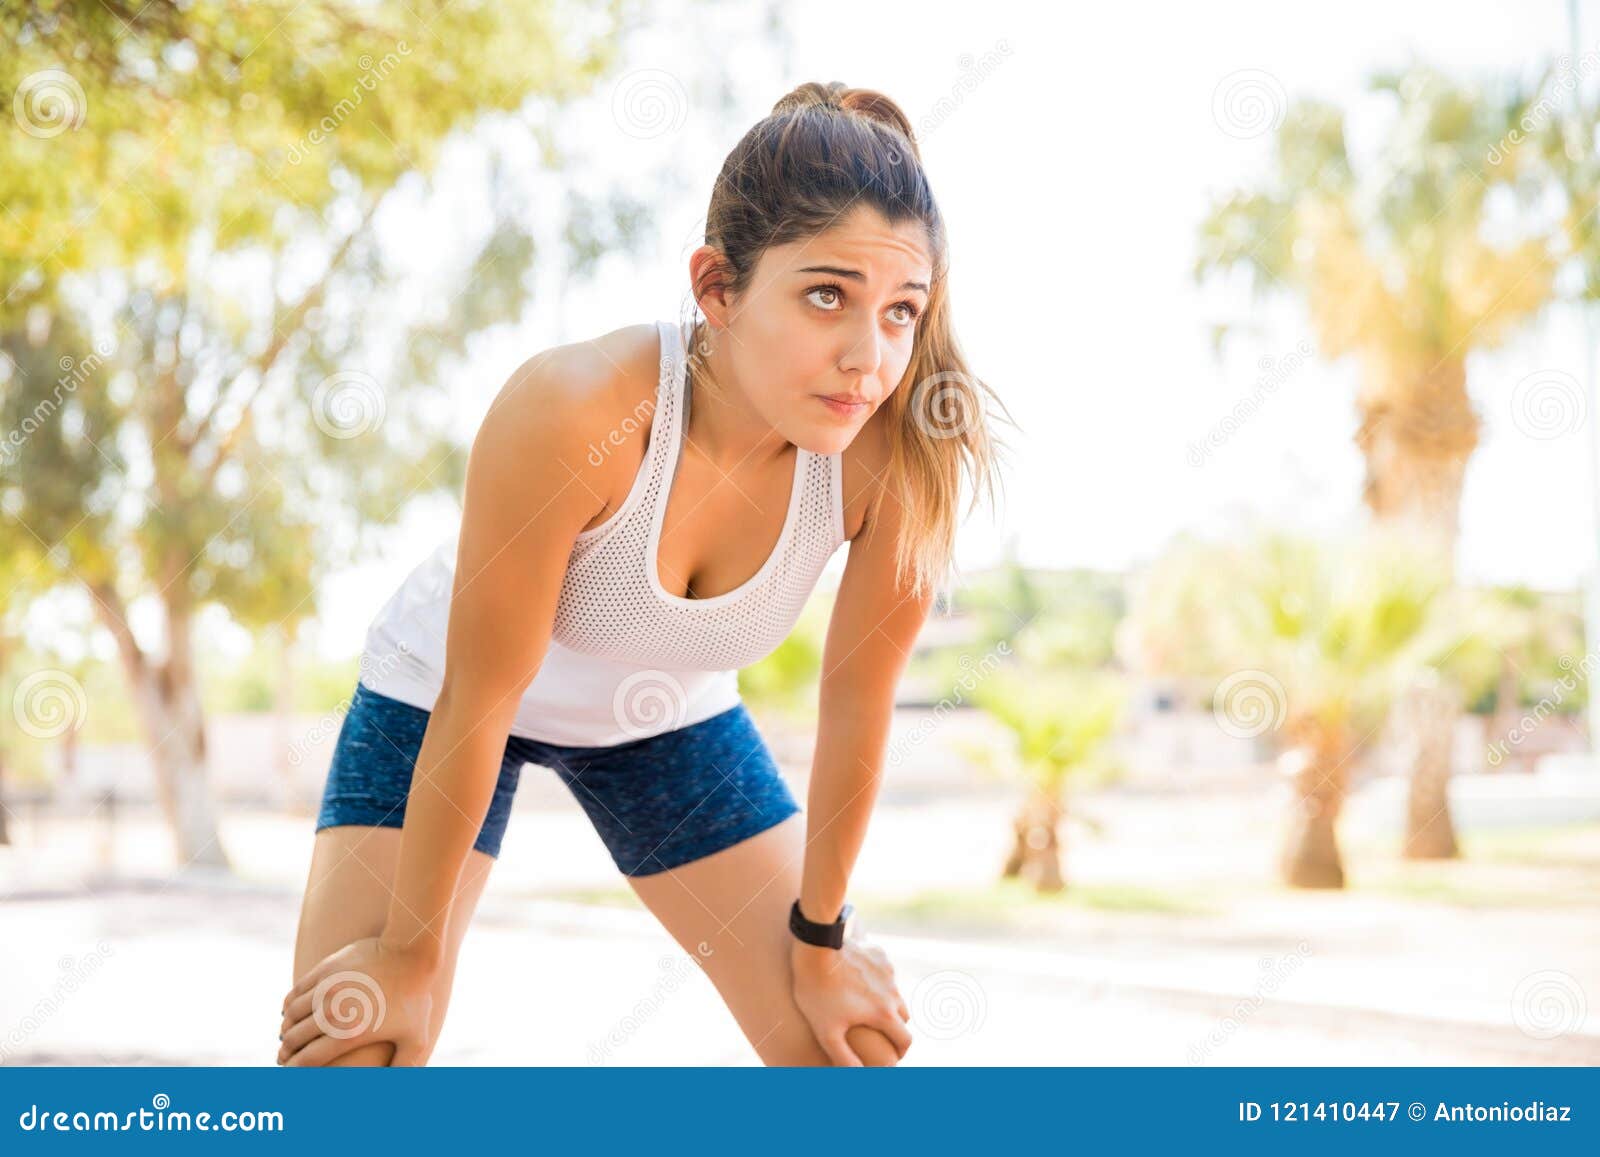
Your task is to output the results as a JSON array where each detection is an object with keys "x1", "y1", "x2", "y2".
[{"x1": 314, "y1": 680, "x2": 803, "y2": 874}]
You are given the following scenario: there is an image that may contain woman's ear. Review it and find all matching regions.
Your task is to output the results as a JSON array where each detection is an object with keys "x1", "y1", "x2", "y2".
[{"x1": 688, "y1": 244, "x2": 735, "y2": 330}]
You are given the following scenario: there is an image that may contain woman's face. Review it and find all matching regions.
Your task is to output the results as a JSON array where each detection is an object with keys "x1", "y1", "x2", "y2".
[{"x1": 709, "y1": 205, "x2": 934, "y2": 454}]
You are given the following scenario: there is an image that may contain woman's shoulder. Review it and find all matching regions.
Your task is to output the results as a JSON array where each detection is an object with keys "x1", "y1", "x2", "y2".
[
  {"x1": 469, "y1": 322, "x2": 663, "y2": 527},
  {"x1": 487, "y1": 322, "x2": 662, "y2": 439}
]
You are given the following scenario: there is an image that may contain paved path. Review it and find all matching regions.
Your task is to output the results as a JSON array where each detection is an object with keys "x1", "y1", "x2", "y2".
[
  {"x1": 3, "y1": 878, "x2": 1595, "y2": 1067},
  {"x1": 3, "y1": 783, "x2": 1596, "y2": 1066}
]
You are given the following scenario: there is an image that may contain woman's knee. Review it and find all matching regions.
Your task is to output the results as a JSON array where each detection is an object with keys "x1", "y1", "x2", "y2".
[{"x1": 759, "y1": 1023, "x2": 902, "y2": 1067}]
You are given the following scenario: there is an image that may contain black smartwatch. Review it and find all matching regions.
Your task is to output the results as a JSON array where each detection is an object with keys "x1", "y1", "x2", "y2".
[{"x1": 789, "y1": 899, "x2": 854, "y2": 949}]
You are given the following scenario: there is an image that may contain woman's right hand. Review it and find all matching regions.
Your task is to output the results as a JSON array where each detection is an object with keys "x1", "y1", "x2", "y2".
[
  {"x1": 278, "y1": 937, "x2": 439, "y2": 1067},
  {"x1": 791, "y1": 935, "x2": 913, "y2": 1066}
]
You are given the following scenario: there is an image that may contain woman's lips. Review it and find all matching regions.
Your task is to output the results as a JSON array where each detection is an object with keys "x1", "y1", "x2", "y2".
[{"x1": 817, "y1": 395, "x2": 870, "y2": 418}]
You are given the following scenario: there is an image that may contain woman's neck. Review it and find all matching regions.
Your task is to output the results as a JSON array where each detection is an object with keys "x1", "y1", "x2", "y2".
[{"x1": 686, "y1": 320, "x2": 793, "y2": 470}]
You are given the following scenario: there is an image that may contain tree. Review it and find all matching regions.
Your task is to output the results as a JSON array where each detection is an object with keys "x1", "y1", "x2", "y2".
[
  {"x1": 967, "y1": 619, "x2": 1125, "y2": 894},
  {"x1": 0, "y1": 1, "x2": 649, "y2": 868},
  {"x1": 1194, "y1": 64, "x2": 1572, "y2": 860},
  {"x1": 1122, "y1": 526, "x2": 1480, "y2": 888},
  {"x1": 0, "y1": 534, "x2": 55, "y2": 846}
]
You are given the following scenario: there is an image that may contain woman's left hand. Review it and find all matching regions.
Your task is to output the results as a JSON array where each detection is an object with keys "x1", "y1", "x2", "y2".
[{"x1": 790, "y1": 933, "x2": 912, "y2": 1066}]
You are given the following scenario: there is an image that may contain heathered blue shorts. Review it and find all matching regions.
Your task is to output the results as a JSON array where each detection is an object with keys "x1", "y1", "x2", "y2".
[{"x1": 314, "y1": 680, "x2": 802, "y2": 874}]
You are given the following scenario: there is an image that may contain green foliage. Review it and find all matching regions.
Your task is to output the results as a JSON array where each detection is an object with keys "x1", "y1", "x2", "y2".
[
  {"x1": 1124, "y1": 525, "x2": 1487, "y2": 740},
  {"x1": 0, "y1": 0, "x2": 650, "y2": 710},
  {"x1": 739, "y1": 595, "x2": 828, "y2": 723},
  {"x1": 959, "y1": 613, "x2": 1127, "y2": 796},
  {"x1": 0, "y1": 0, "x2": 630, "y2": 314},
  {"x1": 1195, "y1": 64, "x2": 1567, "y2": 374}
]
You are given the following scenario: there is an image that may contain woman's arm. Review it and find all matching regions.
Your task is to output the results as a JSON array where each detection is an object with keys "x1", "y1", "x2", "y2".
[
  {"x1": 282, "y1": 345, "x2": 624, "y2": 1064},
  {"x1": 800, "y1": 499, "x2": 936, "y2": 926},
  {"x1": 803, "y1": 412, "x2": 939, "y2": 927},
  {"x1": 789, "y1": 440, "x2": 937, "y2": 1061},
  {"x1": 375, "y1": 352, "x2": 620, "y2": 969}
]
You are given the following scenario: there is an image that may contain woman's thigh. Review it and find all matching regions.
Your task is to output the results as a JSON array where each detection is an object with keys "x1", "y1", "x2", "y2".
[
  {"x1": 293, "y1": 681, "x2": 517, "y2": 1065},
  {"x1": 290, "y1": 824, "x2": 496, "y2": 1065},
  {"x1": 624, "y1": 813, "x2": 900, "y2": 1066}
]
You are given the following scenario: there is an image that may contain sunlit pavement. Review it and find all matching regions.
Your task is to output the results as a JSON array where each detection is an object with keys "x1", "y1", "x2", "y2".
[
  {"x1": 2, "y1": 883, "x2": 1594, "y2": 1066},
  {"x1": 2, "y1": 800, "x2": 1596, "y2": 1066}
]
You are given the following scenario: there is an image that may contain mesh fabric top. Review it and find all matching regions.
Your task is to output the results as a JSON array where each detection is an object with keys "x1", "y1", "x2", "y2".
[{"x1": 549, "y1": 319, "x2": 847, "y2": 672}]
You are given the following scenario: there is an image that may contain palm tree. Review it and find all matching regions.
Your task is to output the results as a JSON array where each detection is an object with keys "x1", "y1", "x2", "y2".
[
  {"x1": 967, "y1": 620, "x2": 1125, "y2": 893},
  {"x1": 1122, "y1": 526, "x2": 1478, "y2": 888},
  {"x1": 1195, "y1": 65, "x2": 1571, "y2": 859}
]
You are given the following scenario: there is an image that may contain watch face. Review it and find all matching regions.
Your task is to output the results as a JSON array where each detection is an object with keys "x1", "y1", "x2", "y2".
[{"x1": 841, "y1": 908, "x2": 859, "y2": 942}]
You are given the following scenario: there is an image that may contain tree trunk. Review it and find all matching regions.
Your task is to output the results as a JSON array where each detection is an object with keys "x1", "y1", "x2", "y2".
[
  {"x1": 1001, "y1": 786, "x2": 1065, "y2": 893},
  {"x1": 89, "y1": 580, "x2": 229, "y2": 870},
  {"x1": 1278, "y1": 723, "x2": 1352, "y2": 889},
  {"x1": 1396, "y1": 679, "x2": 1461, "y2": 860},
  {"x1": 1354, "y1": 355, "x2": 1475, "y2": 862},
  {"x1": 119, "y1": 658, "x2": 228, "y2": 870},
  {"x1": 1353, "y1": 358, "x2": 1477, "y2": 537}
]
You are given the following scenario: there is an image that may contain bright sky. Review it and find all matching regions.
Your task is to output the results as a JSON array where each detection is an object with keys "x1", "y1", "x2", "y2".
[{"x1": 259, "y1": 0, "x2": 1600, "y2": 661}]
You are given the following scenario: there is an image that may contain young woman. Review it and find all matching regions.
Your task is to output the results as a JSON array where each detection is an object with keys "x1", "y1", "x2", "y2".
[{"x1": 278, "y1": 81, "x2": 1003, "y2": 1067}]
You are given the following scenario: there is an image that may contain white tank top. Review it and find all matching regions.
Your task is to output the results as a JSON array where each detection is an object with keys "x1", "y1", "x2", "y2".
[{"x1": 357, "y1": 318, "x2": 849, "y2": 745}]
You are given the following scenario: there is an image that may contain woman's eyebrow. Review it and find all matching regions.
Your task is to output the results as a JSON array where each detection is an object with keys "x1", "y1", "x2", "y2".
[{"x1": 796, "y1": 264, "x2": 929, "y2": 294}]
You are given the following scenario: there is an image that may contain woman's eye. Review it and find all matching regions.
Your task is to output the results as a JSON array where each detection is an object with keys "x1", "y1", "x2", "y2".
[{"x1": 809, "y1": 286, "x2": 919, "y2": 327}]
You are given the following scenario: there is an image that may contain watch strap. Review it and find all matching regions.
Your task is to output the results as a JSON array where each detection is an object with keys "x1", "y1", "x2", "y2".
[{"x1": 789, "y1": 899, "x2": 853, "y2": 949}]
